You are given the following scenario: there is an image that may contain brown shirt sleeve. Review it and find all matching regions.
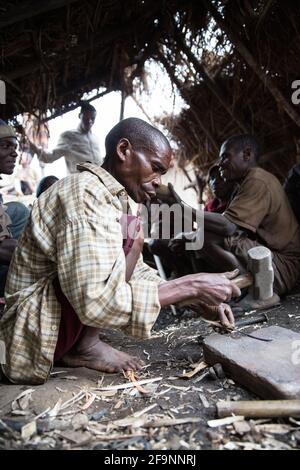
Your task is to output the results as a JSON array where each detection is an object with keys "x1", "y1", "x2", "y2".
[{"x1": 224, "y1": 176, "x2": 271, "y2": 233}]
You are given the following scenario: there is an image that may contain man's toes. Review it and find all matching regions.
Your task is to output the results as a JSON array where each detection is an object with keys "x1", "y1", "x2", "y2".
[{"x1": 128, "y1": 357, "x2": 144, "y2": 370}]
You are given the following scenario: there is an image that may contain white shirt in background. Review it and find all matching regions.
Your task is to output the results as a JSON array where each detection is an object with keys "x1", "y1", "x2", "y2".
[{"x1": 36, "y1": 125, "x2": 102, "y2": 174}]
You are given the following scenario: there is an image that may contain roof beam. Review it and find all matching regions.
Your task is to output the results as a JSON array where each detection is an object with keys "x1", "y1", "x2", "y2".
[{"x1": 0, "y1": 0, "x2": 79, "y2": 30}]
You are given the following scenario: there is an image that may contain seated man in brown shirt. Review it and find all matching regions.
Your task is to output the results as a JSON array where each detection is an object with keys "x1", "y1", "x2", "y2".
[{"x1": 198, "y1": 134, "x2": 300, "y2": 308}]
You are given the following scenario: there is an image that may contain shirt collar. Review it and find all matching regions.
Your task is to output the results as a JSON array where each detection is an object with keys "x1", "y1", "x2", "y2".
[
  {"x1": 77, "y1": 163, "x2": 127, "y2": 199},
  {"x1": 77, "y1": 124, "x2": 91, "y2": 135}
]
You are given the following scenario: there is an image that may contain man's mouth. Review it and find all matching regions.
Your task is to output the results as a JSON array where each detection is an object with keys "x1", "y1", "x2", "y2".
[{"x1": 144, "y1": 191, "x2": 156, "y2": 201}]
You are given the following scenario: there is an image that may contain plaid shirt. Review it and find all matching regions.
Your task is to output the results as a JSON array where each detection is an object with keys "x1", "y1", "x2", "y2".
[
  {"x1": 0, "y1": 194, "x2": 12, "y2": 242},
  {"x1": 0, "y1": 164, "x2": 161, "y2": 384}
]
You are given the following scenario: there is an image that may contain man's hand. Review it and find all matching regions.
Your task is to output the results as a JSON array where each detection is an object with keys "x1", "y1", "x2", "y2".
[
  {"x1": 158, "y1": 272, "x2": 241, "y2": 307},
  {"x1": 184, "y1": 272, "x2": 241, "y2": 306},
  {"x1": 198, "y1": 302, "x2": 235, "y2": 328},
  {"x1": 26, "y1": 138, "x2": 40, "y2": 156},
  {"x1": 168, "y1": 231, "x2": 195, "y2": 254}
]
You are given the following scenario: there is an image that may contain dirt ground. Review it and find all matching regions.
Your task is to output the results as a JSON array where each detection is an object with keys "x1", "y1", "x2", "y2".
[{"x1": 1, "y1": 290, "x2": 300, "y2": 450}]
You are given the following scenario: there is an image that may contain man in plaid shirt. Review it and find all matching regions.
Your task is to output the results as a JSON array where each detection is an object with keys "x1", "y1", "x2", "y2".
[{"x1": 0, "y1": 118, "x2": 239, "y2": 384}]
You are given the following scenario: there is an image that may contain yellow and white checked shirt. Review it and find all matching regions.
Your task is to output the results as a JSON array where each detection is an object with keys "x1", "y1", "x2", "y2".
[{"x1": 0, "y1": 164, "x2": 161, "y2": 384}]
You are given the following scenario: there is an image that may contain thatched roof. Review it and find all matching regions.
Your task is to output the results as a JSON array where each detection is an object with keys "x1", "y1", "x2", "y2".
[
  {"x1": 0, "y1": 0, "x2": 197, "y2": 121},
  {"x1": 155, "y1": 0, "x2": 300, "y2": 180},
  {"x1": 1, "y1": 0, "x2": 300, "y2": 178}
]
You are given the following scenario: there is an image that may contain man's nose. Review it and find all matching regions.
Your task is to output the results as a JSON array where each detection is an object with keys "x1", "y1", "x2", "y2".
[{"x1": 153, "y1": 175, "x2": 162, "y2": 187}]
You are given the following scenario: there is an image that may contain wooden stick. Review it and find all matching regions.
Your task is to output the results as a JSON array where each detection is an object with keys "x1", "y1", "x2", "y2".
[
  {"x1": 217, "y1": 400, "x2": 300, "y2": 418},
  {"x1": 231, "y1": 273, "x2": 253, "y2": 289}
]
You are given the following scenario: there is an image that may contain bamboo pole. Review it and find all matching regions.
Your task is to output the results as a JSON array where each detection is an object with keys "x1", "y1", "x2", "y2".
[{"x1": 217, "y1": 400, "x2": 300, "y2": 418}]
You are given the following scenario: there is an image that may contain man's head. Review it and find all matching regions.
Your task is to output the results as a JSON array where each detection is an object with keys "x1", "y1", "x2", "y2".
[
  {"x1": 219, "y1": 134, "x2": 259, "y2": 181},
  {"x1": 0, "y1": 120, "x2": 18, "y2": 175},
  {"x1": 79, "y1": 102, "x2": 96, "y2": 133},
  {"x1": 208, "y1": 164, "x2": 236, "y2": 201},
  {"x1": 103, "y1": 117, "x2": 172, "y2": 203},
  {"x1": 36, "y1": 175, "x2": 59, "y2": 198}
]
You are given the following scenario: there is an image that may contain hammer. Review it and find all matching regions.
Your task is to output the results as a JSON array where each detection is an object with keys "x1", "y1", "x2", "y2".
[{"x1": 230, "y1": 246, "x2": 274, "y2": 301}]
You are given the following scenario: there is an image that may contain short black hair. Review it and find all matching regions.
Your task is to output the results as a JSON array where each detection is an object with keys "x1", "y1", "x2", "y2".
[
  {"x1": 36, "y1": 176, "x2": 59, "y2": 197},
  {"x1": 224, "y1": 134, "x2": 260, "y2": 160},
  {"x1": 79, "y1": 101, "x2": 96, "y2": 115},
  {"x1": 104, "y1": 117, "x2": 171, "y2": 158}
]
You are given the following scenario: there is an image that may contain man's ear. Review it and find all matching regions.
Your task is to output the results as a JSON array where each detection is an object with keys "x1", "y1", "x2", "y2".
[{"x1": 116, "y1": 138, "x2": 132, "y2": 162}]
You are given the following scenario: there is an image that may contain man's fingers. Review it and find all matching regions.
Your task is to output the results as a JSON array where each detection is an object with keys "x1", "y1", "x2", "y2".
[
  {"x1": 218, "y1": 305, "x2": 235, "y2": 328},
  {"x1": 230, "y1": 282, "x2": 241, "y2": 298},
  {"x1": 222, "y1": 269, "x2": 239, "y2": 280},
  {"x1": 224, "y1": 305, "x2": 235, "y2": 328},
  {"x1": 218, "y1": 308, "x2": 230, "y2": 327}
]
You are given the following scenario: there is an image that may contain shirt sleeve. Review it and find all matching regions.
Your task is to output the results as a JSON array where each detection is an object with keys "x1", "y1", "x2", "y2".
[
  {"x1": 56, "y1": 212, "x2": 161, "y2": 339},
  {"x1": 0, "y1": 204, "x2": 12, "y2": 242},
  {"x1": 224, "y1": 177, "x2": 271, "y2": 233},
  {"x1": 37, "y1": 132, "x2": 72, "y2": 163}
]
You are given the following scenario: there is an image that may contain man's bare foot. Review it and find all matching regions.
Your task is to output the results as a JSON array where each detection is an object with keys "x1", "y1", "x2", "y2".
[{"x1": 60, "y1": 338, "x2": 144, "y2": 373}]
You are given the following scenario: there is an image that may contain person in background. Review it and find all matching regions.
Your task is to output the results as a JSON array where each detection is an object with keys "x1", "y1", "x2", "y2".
[
  {"x1": 0, "y1": 121, "x2": 29, "y2": 296},
  {"x1": 27, "y1": 102, "x2": 102, "y2": 174},
  {"x1": 36, "y1": 175, "x2": 59, "y2": 198},
  {"x1": 204, "y1": 164, "x2": 237, "y2": 214}
]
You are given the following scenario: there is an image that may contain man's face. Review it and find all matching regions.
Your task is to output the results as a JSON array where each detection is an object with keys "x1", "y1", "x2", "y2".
[
  {"x1": 209, "y1": 168, "x2": 234, "y2": 200},
  {"x1": 219, "y1": 141, "x2": 245, "y2": 181},
  {"x1": 121, "y1": 140, "x2": 172, "y2": 203},
  {"x1": 80, "y1": 110, "x2": 96, "y2": 132},
  {"x1": 0, "y1": 137, "x2": 18, "y2": 174}
]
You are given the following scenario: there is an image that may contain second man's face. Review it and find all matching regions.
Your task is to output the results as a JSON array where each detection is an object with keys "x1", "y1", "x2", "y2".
[
  {"x1": 80, "y1": 111, "x2": 96, "y2": 132},
  {"x1": 219, "y1": 143, "x2": 244, "y2": 181},
  {"x1": 0, "y1": 137, "x2": 18, "y2": 175}
]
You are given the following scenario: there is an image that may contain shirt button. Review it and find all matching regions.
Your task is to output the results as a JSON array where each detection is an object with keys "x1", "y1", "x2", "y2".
[{"x1": 51, "y1": 325, "x2": 57, "y2": 332}]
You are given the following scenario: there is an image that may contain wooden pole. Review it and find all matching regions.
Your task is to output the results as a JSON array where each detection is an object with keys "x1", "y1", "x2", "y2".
[
  {"x1": 119, "y1": 89, "x2": 126, "y2": 121},
  {"x1": 217, "y1": 400, "x2": 300, "y2": 418}
]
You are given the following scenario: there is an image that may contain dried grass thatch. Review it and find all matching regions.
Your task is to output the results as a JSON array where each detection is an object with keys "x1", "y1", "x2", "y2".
[{"x1": 1, "y1": 0, "x2": 300, "y2": 179}]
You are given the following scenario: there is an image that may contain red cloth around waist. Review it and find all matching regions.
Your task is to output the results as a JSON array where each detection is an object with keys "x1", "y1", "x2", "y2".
[{"x1": 53, "y1": 214, "x2": 140, "y2": 361}]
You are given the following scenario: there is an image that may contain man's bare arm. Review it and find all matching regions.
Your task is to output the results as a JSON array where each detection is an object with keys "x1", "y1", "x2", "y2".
[
  {"x1": 158, "y1": 273, "x2": 240, "y2": 307},
  {"x1": 203, "y1": 211, "x2": 237, "y2": 236}
]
